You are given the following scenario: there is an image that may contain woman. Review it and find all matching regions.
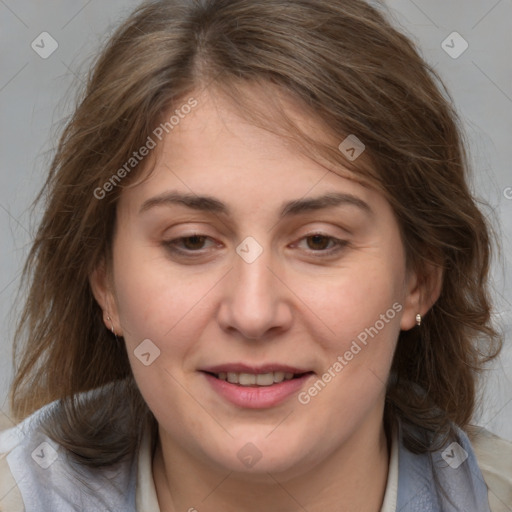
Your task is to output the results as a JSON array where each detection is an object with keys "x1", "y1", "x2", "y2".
[{"x1": 1, "y1": 0, "x2": 511, "y2": 510}]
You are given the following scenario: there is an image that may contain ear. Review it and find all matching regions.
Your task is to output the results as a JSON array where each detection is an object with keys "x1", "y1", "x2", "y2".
[
  {"x1": 400, "y1": 261, "x2": 443, "y2": 331},
  {"x1": 89, "y1": 259, "x2": 123, "y2": 336}
]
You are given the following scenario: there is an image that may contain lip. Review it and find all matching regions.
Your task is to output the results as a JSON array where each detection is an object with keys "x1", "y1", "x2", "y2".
[
  {"x1": 201, "y1": 370, "x2": 314, "y2": 409},
  {"x1": 200, "y1": 363, "x2": 311, "y2": 374}
]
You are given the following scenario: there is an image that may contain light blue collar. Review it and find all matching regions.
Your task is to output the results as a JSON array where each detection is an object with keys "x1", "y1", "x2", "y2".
[
  {"x1": 396, "y1": 420, "x2": 491, "y2": 511},
  {"x1": 3, "y1": 394, "x2": 491, "y2": 511}
]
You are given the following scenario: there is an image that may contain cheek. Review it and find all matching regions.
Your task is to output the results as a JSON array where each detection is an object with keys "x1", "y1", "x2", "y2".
[
  {"x1": 110, "y1": 245, "x2": 176, "y2": 346},
  {"x1": 294, "y1": 267, "x2": 403, "y2": 432},
  {"x1": 110, "y1": 250, "x2": 205, "y2": 421},
  {"x1": 111, "y1": 245, "x2": 222, "y2": 361},
  {"x1": 300, "y1": 261, "x2": 404, "y2": 346}
]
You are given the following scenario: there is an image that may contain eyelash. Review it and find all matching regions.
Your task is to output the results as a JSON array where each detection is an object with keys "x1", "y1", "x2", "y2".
[{"x1": 163, "y1": 233, "x2": 348, "y2": 258}]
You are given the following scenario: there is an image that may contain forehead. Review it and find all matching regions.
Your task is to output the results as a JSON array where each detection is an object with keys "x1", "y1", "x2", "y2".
[{"x1": 118, "y1": 85, "x2": 381, "y2": 215}]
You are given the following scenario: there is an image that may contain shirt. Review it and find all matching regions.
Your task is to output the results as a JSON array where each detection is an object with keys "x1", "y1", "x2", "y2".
[{"x1": 1, "y1": 402, "x2": 511, "y2": 511}]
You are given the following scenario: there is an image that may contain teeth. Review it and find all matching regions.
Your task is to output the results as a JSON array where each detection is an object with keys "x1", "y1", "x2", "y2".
[
  {"x1": 239, "y1": 373, "x2": 256, "y2": 386},
  {"x1": 227, "y1": 372, "x2": 238, "y2": 384},
  {"x1": 216, "y1": 371, "x2": 297, "y2": 386},
  {"x1": 256, "y1": 373, "x2": 273, "y2": 385},
  {"x1": 272, "y1": 371, "x2": 285, "y2": 383}
]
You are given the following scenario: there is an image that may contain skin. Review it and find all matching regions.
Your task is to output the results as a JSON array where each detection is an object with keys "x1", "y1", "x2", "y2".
[{"x1": 91, "y1": 85, "x2": 441, "y2": 512}]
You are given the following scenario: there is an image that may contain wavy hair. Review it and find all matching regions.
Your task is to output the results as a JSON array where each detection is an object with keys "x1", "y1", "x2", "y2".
[{"x1": 10, "y1": 0, "x2": 501, "y2": 466}]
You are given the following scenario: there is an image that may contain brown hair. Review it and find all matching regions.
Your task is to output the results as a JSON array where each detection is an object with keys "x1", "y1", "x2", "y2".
[{"x1": 10, "y1": 0, "x2": 501, "y2": 466}]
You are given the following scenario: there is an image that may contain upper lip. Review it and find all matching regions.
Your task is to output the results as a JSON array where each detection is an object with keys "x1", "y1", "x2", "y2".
[{"x1": 200, "y1": 363, "x2": 312, "y2": 374}]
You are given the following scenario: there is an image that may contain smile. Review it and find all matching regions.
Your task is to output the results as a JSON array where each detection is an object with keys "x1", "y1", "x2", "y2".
[
  {"x1": 211, "y1": 371, "x2": 300, "y2": 386},
  {"x1": 200, "y1": 365, "x2": 315, "y2": 408}
]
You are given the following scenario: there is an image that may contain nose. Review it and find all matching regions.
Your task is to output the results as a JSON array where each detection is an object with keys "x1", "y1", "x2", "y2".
[{"x1": 217, "y1": 242, "x2": 293, "y2": 341}]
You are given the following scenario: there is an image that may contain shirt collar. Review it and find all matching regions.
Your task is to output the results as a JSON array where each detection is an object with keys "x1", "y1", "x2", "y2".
[
  {"x1": 380, "y1": 421, "x2": 399, "y2": 512},
  {"x1": 135, "y1": 422, "x2": 160, "y2": 511}
]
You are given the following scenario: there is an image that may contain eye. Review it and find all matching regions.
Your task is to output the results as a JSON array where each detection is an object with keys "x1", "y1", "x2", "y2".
[
  {"x1": 295, "y1": 233, "x2": 348, "y2": 256},
  {"x1": 163, "y1": 234, "x2": 218, "y2": 254},
  {"x1": 162, "y1": 233, "x2": 348, "y2": 259}
]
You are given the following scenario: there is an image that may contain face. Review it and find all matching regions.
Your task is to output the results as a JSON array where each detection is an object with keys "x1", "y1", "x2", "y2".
[{"x1": 92, "y1": 86, "x2": 424, "y2": 477}]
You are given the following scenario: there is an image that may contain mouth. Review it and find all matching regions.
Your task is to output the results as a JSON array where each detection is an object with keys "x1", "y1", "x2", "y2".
[
  {"x1": 203, "y1": 370, "x2": 313, "y2": 387},
  {"x1": 199, "y1": 363, "x2": 315, "y2": 408}
]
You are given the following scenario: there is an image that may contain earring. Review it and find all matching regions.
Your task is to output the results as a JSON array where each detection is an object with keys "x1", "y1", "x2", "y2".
[
  {"x1": 107, "y1": 314, "x2": 117, "y2": 337},
  {"x1": 415, "y1": 313, "x2": 422, "y2": 326}
]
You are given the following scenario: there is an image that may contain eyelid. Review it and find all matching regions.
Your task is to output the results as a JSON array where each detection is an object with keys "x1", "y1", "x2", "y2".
[
  {"x1": 292, "y1": 233, "x2": 349, "y2": 256},
  {"x1": 163, "y1": 234, "x2": 219, "y2": 254},
  {"x1": 162, "y1": 232, "x2": 349, "y2": 259}
]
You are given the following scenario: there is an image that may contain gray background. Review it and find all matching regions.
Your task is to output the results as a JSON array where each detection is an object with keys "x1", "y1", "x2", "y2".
[{"x1": 1, "y1": 1, "x2": 511, "y2": 441}]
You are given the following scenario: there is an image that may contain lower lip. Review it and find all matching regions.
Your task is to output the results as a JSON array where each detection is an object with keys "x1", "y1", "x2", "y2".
[{"x1": 203, "y1": 372, "x2": 313, "y2": 409}]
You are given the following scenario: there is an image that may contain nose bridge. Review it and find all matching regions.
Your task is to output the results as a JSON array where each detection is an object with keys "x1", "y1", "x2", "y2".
[
  {"x1": 219, "y1": 236, "x2": 291, "y2": 339},
  {"x1": 235, "y1": 244, "x2": 274, "y2": 301}
]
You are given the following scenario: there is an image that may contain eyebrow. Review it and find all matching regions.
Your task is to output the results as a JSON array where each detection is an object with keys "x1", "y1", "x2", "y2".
[{"x1": 139, "y1": 191, "x2": 373, "y2": 218}]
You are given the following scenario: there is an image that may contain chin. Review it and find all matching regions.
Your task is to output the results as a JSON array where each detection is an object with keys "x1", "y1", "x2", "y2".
[{"x1": 201, "y1": 432, "x2": 313, "y2": 478}]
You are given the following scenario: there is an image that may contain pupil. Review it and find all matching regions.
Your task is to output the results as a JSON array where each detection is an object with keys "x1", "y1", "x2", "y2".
[
  {"x1": 184, "y1": 235, "x2": 205, "y2": 250},
  {"x1": 308, "y1": 235, "x2": 329, "y2": 250}
]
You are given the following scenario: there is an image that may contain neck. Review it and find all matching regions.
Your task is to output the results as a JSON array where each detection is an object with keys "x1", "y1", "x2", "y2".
[{"x1": 152, "y1": 419, "x2": 390, "y2": 512}]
